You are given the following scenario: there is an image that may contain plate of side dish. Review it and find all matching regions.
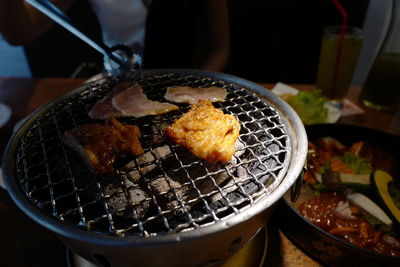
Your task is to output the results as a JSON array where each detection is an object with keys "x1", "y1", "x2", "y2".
[{"x1": 277, "y1": 124, "x2": 400, "y2": 267}]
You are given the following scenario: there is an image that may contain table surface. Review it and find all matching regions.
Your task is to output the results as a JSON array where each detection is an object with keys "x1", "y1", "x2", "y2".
[{"x1": 0, "y1": 76, "x2": 399, "y2": 266}]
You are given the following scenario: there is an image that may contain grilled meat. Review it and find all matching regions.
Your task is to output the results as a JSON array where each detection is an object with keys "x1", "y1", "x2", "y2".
[
  {"x1": 165, "y1": 100, "x2": 240, "y2": 163},
  {"x1": 111, "y1": 82, "x2": 178, "y2": 118},
  {"x1": 164, "y1": 86, "x2": 227, "y2": 104},
  {"x1": 63, "y1": 117, "x2": 144, "y2": 174},
  {"x1": 89, "y1": 82, "x2": 179, "y2": 119},
  {"x1": 89, "y1": 81, "x2": 133, "y2": 120}
]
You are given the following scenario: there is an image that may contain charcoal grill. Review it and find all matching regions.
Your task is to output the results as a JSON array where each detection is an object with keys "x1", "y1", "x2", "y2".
[{"x1": 3, "y1": 69, "x2": 306, "y2": 266}]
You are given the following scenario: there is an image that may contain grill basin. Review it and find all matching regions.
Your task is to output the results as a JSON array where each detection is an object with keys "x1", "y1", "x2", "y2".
[{"x1": 3, "y1": 70, "x2": 307, "y2": 266}]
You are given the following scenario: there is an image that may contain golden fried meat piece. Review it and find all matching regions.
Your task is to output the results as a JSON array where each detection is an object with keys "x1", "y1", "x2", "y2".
[
  {"x1": 165, "y1": 100, "x2": 240, "y2": 163},
  {"x1": 63, "y1": 117, "x2": 144, "y2": 174}
]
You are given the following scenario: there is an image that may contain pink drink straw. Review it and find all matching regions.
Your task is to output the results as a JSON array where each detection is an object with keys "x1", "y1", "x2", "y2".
[{"x1": 330, "y1": 0, "x2": 348, "y2": 99}]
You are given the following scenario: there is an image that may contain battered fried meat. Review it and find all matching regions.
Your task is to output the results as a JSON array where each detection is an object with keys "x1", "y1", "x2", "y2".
[
  {"x1": 63, "y1": 117, "x2": 144, "y2": 174},
  {"x1": 165, "y1": 100, "x2": 240, "y2": 163}
]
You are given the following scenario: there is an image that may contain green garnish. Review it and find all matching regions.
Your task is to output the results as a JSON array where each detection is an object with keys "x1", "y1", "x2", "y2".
[
  {"x1": 341, "y1": 153, "x2": 373, "y2": 174},
  {"x1": 363, "y1": 214, "x2": 391, "y2": 233},
  {"x1": 286, "y1": 90, "x2": 328, "y2": 125},
  {"x1": 318, "y1": 164, "x2": 330, "y2": 174},
  {"x1": 388, "y1": 182, "x2": 400, "y2": 210},
  {"x1": 312, "y1": 183, "x2": 327, "y2": 196}
]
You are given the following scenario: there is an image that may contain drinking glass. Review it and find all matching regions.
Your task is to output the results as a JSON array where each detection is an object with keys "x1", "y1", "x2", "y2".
[
  {"x1": 360, "y1": 52, "x2": 400, "y2": 111},
  {"x1": 315, "y1": 26, "x2": 363, "y2": 101}
]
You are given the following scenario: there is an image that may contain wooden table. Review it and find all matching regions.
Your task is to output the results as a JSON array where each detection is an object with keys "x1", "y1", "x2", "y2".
[
  {"x1": 0, "y1": 77, "x2": 399, "y2": 266},
  {"x1": 262, "y1": 83, "x2": 400, "y2": 137}
]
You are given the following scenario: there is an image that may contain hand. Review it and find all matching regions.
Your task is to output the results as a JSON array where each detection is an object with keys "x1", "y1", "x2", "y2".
[{"x1": 0, "y1": 0, "x2": 74, "y2": 45}]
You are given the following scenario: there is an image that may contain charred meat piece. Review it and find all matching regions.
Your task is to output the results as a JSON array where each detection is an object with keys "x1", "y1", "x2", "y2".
[
  {"x1": 165, "y1": 100, "x2": 240, "y2": 163},
  {"x1": 164, "y1": 86, "x2": 227, "y2": 104},
  {"x1": 63, "y1": 118, "x2": 144, "y2": 174}
]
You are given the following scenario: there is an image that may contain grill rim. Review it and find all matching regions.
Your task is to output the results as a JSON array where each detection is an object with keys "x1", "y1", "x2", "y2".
[{"x1": 2, "y1": 69, "x2": 307, "y2": 246}]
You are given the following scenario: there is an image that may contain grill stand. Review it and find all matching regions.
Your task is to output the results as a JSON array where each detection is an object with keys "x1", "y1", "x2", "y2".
[
  {"x1": 66, "y1": 228, "x2": 269, "y2": 267},
  {"x1": 3, "y1": 70, "x2": 307, "y2": 267},
  {"x1": 59, "y1": 205, "x2": 272, "y2": 267}
]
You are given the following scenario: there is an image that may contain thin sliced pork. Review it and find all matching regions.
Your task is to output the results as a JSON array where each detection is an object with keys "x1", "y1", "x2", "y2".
[
  {"x1": 89, "y1": 82, "x2": 179, "y2": 119},
  {"x1": 112, "y1": 84, "x2": 179, "y2": 118},
  {"x1": 164, "y1": 86, "x2": 227, "y2": 104},
  {"x1": 88, "y1": 81, "x2": 133, "y2": 120}
]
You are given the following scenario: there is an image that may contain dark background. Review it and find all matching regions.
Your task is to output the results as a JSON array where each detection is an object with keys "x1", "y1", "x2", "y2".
[
  {"x1": 24, "y1": 0, "x2": 369, "y2": 83},
  {"x1": 226, "y1": 0, "x2": 369, "y2": 83}
]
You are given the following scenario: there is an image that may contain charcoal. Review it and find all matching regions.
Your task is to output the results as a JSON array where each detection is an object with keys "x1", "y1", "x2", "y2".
[{"x1": 102, "y1": 176, "x2": 149, "y2": 219}]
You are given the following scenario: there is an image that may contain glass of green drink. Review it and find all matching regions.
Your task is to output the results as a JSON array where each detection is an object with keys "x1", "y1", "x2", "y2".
[
  {"x1": 316, "y1": 26, "x2": 363, "y2": 101},
  {"x1": 360, "y1": 53, "x2": 400, "y2": 111}
]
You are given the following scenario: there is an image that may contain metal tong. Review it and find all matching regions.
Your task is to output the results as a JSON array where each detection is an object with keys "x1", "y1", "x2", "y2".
[{"x1": 25, "y1": 0, "x2": 138, "y2": 75}]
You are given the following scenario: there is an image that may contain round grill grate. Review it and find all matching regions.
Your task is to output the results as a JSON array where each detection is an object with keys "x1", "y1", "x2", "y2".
[{"x1": 14, "y1": 72, "x2": 291, "y2": 236}]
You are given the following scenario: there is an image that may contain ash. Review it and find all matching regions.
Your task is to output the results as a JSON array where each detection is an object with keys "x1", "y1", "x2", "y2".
[{"x1": 101, "y1": 118, "x2": 279, "y2": 227}]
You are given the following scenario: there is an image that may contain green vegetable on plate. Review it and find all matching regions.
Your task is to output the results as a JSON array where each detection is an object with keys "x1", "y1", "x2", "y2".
[{"x1": 286, "y1": 90, "x2": 328, "y2": 125}]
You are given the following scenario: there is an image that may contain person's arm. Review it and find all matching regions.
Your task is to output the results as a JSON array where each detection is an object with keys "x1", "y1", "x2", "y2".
[
  {"x1": 0, "y1": 0, "x2": 74, "y2": 45},
  {"x1": 195, "y1": 0, "x2": 230, "y2": 72}
]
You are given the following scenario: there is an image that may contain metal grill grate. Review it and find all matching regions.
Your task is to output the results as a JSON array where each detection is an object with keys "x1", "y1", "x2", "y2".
[{"x1": 15, "y1": 72, "x2": 291, "y2": 236}]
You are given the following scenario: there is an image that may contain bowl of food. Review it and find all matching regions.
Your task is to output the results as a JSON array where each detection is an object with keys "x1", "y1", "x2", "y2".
[{"x1": 276, "y1": 123, "x2": 400, "y2": 266}]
